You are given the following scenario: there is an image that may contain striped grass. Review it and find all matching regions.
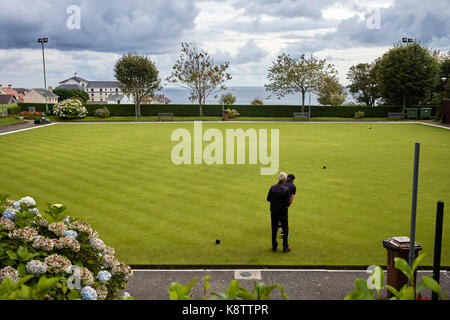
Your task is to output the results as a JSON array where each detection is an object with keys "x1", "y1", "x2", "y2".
[{"x1": 1, "y1": 122, "x2": 449, "y2": 267}]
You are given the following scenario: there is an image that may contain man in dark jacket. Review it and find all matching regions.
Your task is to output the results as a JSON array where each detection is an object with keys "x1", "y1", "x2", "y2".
[
  {"x1": 267, "y1": 172, "x2": 291, "y2": 253},
  {"x1": 280, "y1": 173, "x2": 296, "y2": 236}
]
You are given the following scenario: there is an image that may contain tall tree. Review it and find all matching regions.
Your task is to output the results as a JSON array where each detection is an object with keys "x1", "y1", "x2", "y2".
[
  {"x1": 376, "y1": 43, "x2": 440, "y2": 107},
  {"x1": 114, "y1": 53, "x2": 161, "y2": 117},
  {"x1": 346, "y1": 61, "x2": 380, "y2": 106},
  {"x1": 317, "y1": 75, "x2": 346, "y2": 106},
  {"x1": 53, "y1": 88, "x2": 89, "y2": 103},
  {"x1": 265, "y1": 53, "x2": 336, "y2": 112},
  {"x1": 167, "y1": 42, "x2": 232, "y2": 117}
]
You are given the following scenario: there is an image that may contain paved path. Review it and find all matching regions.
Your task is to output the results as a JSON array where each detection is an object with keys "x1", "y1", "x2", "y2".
[
  {"x1": 125, "y1": 268, "x2": 450, "y2": 300},
  {"x1": 0, "y1": 120, "x2": 36, "y2": 134}
]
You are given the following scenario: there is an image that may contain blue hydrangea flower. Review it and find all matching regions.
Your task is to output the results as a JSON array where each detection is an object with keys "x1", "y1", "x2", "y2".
[
  {"x1": 62, "y1": 216, "x2": 70, "y2": 224},
  {"x1": 122, "y1": 292, "x2": 131, "y2": 299},
  {"x1": 64, "y1": 230, "x2": 78, "y2": 238},
  {"x1": 20, "y1": 196, "x2": 36, "y2": 207},
  {"x1": 26, "y1": 260, "x2": 47, "y2": 275},
  {"x1": 81, "y1": 286, "x2": 98, "y2": 300},
  {"x1": 2, "y1": 208, "x2": 18, "y2": 221},
  {"x1": 13, "y1": 201, "x2": 21, "y2": 210},
  {"x1": 97, "y1": 270, "x2": 112, "y2": 284},
  {"x1": 28, "y1": 208, "x2": 41, "y2": 217}
]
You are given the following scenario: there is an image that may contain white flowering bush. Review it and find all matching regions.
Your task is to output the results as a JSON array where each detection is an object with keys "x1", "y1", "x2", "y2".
[
  {"x1": 53, "y1": 99, "x2": 88, "y2": 119},
  {"x1": 0, "y1": 194, "x2": 134, "y2": 300}
]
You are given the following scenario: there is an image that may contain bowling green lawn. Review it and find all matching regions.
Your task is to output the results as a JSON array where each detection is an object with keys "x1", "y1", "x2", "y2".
[{"x1": 1, "y1": 122, "x2": 449, "y2": 267}]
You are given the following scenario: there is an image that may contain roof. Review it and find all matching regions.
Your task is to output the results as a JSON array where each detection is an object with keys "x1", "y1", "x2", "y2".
[
  {"x1": 154, "y1": 94, "x2": 171, "y2": 104},
  {"x1": 0, "y1": 94, "x2": 17, "y2": 104},
  {"x1": 86, "y1": 81, "x2": 120, "y2": 88},
  {"x1": 59, "y1": 75, "x2": 89, "y2": 84},
  {"x1": 55, "y1": 84, "x2": 84, "y2": 90},
  {"x1": 31, "y1": 89, "x2": 59, "y2": 98}
]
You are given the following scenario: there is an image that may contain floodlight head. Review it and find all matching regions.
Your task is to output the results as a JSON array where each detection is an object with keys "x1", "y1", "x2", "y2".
[
  {"x1": 43, "y1": 38, "x2": 48, "y2": 43},
  {"x1": 38, "y1": 38, "x2": 42, "y2": 43},
  {"x1": 408, "y1": 38, "x2": 413, "y2": 43},
  {"x1": 402, "y1": 38, "x2": 407, "y2": 43}
]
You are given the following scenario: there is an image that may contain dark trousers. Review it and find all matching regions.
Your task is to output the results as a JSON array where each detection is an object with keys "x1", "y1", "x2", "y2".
[{"x1": 271, "y1": 210, "x2": 288, "y2": 250}]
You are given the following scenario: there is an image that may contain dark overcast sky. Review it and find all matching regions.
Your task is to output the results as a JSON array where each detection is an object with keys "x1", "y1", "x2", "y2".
[{"x1": 0, "y1": 0, "x2": 449, "y2": 88}]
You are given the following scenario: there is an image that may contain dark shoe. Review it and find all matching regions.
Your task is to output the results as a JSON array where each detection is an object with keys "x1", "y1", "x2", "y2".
[
  {"x1": 283, "y1": 246, "x2": 291, "y2": 253},
  {"x1": 272, "y1": 247, "x2": 277, "y2": 252}
]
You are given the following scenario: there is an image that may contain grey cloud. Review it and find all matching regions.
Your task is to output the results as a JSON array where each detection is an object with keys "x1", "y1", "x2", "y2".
[
  {"x1": 213, "y1": 39, "x2": 269, "y2": 65},
  {"x1": 0, "y1": 0, "x2": 199, "y2": 54},
  {"x1": 281, "y1": 0, "x2": 450, "y2": 57}
]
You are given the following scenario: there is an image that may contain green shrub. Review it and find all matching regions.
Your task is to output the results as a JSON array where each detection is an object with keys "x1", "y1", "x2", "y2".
[
  {"x1": 53, "y1": 99, "x2": 87, "y2": 119},
  {"x1": 7, "y1": 106, "x2": 21, "y2": 116},
  {"x1": 95, "y1": 107, "x2": 110, "y2": 118},
  {"x1": 168, "y1": 276, "x2": 289, "y2": 300},
  {"x1": 251, "y1": 98, "x2": 264, "y2": 105},
  {"x1": 354, "y1": 111, "x2": 365, "y2": 119},
  {"x1": 17, "y1": 102, "x2": 438, "y2": 118},
  {"x1": 227, "y1": 108, "x2": 240, "y2": 119}
]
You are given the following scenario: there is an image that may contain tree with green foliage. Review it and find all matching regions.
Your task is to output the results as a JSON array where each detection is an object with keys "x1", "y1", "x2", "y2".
[
  {"x1": 114, "y1": 52, "x2": 161, "y2": 117},
  {"x1": 219, "y1": 92, "x2": 236, "y2": 107},
  {"x1": 346, "y1": 61, "x2": 380, "y2": 106},
  {"x1": 317, "y1": 75, "x2": 346, "y2": 106},
  {"x1": 167, "y1": 42, "x2": 232, "y2": 117},
  {"x1": 251, "y1": 98, "x2": 264, "y2": 105},
  {"x1": 376, "y1": 43, "x2": 440, "y2": 107},
  {"x1": 265, "y1": 53, "x2": 336, "y2": 112},
  {"x1": 53, "y1": 88, "x2": 89, "y2": 103}
]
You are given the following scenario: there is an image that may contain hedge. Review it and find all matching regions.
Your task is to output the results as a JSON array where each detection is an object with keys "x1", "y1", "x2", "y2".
[{"x1": 17, "y1": 103, "x2": 437, "y2": 118}]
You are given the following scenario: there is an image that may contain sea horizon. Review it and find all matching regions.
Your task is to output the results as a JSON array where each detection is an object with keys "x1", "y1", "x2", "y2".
[{"x1": 157, "y1": 86, "x2": 320, "y2": 105}]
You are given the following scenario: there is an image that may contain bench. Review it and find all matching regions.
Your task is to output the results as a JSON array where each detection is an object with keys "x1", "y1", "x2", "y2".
[
  {"x1": 293, "y1": 112, "x2": 310, "y2": 120},
  {"x1": 157, "y1": 113, "x2": 174, "y2": 121},
  {"x1": 388, "y1": 112, "x2": 404, "y2": 120}
]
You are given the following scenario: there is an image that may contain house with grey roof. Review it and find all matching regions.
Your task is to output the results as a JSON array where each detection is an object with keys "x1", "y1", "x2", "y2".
[
  {"x1": 0, "y1": 94, "x2": 18, "y2": 105},
  {"x1": 23, "y1": 88, "x2": 59, "y2": 104}
]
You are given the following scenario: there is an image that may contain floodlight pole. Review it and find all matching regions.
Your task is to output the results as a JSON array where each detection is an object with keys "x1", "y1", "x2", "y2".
[
  {"x1": 408, "y1": 142, "x2": 420, "y2": 272},
  {"x1": 38, "y1": 37, "x2": 49, "y2": 114}
]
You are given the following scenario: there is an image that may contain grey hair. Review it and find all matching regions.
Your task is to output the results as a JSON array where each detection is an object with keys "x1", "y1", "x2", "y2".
[{"x1": 278, "y1": 172, "x2": 287, "y2": 182}]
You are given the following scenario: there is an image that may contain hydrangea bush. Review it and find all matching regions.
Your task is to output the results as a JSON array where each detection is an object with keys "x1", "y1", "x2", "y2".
[
  {"x1": 0, "y1": 194, "x2": 133, "y2": 300},
  {"x1": 53, "y1": 99, "x2": 88, "y2": 119}
]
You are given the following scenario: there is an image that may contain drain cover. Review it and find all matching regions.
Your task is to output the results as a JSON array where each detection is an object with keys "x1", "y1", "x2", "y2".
[{"x1": 240, "y1": 272, "x2": 252, "y2": 277}]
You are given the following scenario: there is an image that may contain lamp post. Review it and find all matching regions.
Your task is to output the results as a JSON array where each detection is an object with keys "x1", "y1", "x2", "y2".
[
  {"x1": 442, "y1": 77, "x2": 448, "y2": 99},
  {"x1": 38, "y1": 37, "x2": 49, "y2": 114}
]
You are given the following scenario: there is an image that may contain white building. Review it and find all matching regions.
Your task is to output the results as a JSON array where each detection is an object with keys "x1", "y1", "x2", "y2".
[{"x1": 56, "y1": 73, "x2": 122, "y2": 103}]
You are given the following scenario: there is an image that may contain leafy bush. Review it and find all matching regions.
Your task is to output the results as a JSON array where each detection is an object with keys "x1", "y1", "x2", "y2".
[
  {"x1": 7, "y1": 106, "x2": 21, "y2": 116},
  {"x1": 53, "y1": 99, "x2": 88, "y2": 119},
  {"x1": 0, "y1": 193, "x2": 134, "y2": 300},
  {"x1": 345, "y1": 253, "x2": 448, "y2": 300},
  {"x1": 227, "y1": 108, "x2": 240, "y2": 119},
  {"x1": 354, "y1": 111, "x2": 365, "y2": 119},
  {"x1": 95, "y1": 107, "x2": 110, "y2": 118},
  {"x1": 168, "y1": 276, "x2": 289, "y2": 300},
  {"x1": 251, "y1": 98, "x2": 264, "y2": 105}
]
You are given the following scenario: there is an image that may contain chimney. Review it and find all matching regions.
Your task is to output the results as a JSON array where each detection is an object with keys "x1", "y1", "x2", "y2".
[{"x1": 48, "y1": 86, "x2": 53, "y2": 93}]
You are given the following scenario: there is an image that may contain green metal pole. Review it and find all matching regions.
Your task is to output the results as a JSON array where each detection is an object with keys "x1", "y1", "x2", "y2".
[{"x1": 41, "y1": 41, "x2": 49, "y2": 114}]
